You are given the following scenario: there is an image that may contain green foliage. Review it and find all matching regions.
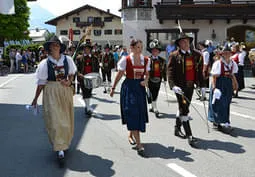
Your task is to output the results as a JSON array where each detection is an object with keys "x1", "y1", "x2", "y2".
[{"x1": 0, "y1": 0, "x2": 30, "y2": 42}]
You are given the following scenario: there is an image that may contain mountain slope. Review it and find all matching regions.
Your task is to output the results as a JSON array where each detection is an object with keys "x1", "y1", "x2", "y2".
[{"x1": 28, "y1": 3, "x2": 56, "y2": 32}]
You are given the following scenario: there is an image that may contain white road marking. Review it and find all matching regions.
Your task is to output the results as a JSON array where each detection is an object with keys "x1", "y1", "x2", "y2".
[
  {"x1": 0, "y1": 75, "x2": 22, "y2": 88},
  {"x1": 159, "y1": 90, "x2": 255, "y2": 121},
  {"x1": 167, "y1": 163, "x2": 197, "y2": 177}
]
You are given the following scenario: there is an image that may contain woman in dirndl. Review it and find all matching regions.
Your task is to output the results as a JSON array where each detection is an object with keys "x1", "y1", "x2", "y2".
[
  {"x1": 208, "y1": 46, "x2": 238, "y2": 131},
  {"x1": 31, "y1": 36, "x2": 77, "y2": 167},
  {"x1": 110, "y1": 39, "x2": 150, "y2": 156}
]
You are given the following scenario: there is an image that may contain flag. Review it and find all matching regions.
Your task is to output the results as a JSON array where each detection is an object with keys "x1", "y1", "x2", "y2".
[
  {"x1": 68, "y1": 28, "x2": 73, "y2": 41},
  {"x1": 0, "y1": 0, "x2": 15, "y2": 15}
]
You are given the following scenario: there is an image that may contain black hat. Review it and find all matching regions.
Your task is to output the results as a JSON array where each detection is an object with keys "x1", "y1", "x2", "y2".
[
  {"x1": 80, "y1": 39, "x2": 92, "y2": 50},
  {"x1": 148, "y1": 39, "x2": 162, "y2": 53},
  {"x1": 175, "y1": 33, "x2": 193, "y2": 47},
  {"x1": 43, "y1": 35, "x2": 66, "y2": 53},
  {"x1": 198, "y1": 40, "x2": 208, "y2": 48},
  {"x1": 104, "y1": 44, "x2": 111, "y2": 49}
]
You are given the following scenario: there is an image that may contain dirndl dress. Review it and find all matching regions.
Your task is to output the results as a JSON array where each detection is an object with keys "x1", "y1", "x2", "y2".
[
  {"x1": 208, "y1": 76, "x2": 232, "y2": 124},
  {"x1": 120, "y1": 78, "x2": 148, "y2": 132}
]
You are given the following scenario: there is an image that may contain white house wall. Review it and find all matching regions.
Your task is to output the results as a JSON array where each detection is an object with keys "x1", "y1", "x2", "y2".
[
  {"x1": 122, "y1": 0, "x2": 255, "y2": 54},
  {"x1": 55, "y1": 8, "x2": 123, "y2": 46}
]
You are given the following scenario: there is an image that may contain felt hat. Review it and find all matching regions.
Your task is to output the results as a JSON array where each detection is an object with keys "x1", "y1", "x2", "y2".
[
  {"x1": 43, "y1": 35, "x2": 66, "y2": 53},
  {"x1": 175, "y1": 33, "x2": 193, "y2": 47}
]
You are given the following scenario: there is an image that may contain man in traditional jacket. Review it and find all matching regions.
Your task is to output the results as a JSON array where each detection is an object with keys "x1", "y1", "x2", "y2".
[
  {"x1": 167, "y1": 33, "x2": 204, "y2": 147},
  {"x1": 100, "y1": 44, "x2": 114, "y2": 93},
  {"x1": 147, "y1": 39, "x2": 167, "y2": 118},
  {"x1": 76, "y1": 40, "x2": 99, "y2": 116}
]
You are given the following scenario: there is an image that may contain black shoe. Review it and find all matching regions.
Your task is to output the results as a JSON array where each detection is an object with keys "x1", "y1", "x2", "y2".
[
  {"x1": 155, "y1": 111, "x2": 160, "y2": 118},
  {"x1": 149, "y1": 108, "x2": 154, "y2": 112},
  {"x1": 85, "y1": 108, "x2": 92, "y2": 117},
  {"x1": 137, "y1": 147, "x2": 145, "y2": 157},
  {"x1": 212, "y1": 122, "x2": 220, "y2": 129},
  {"x1": 86, "y1": 110, "x2": 92, "y2": 115},
  {"x1": 188, "y1": 136, "x2": 198, "y2": 148},
  {"x1": 200, "y1": 97, "x2": 207, "y2": 101},
  {"x1": 103, "y1": 89, "x2": 107, "y2": 94},
  {"x1": 174, "y1": 126, "x2": 186, "y2": 138},
  {"x1": 128, "y1": 137, "x2": 136, "y2": 145},
  {"x1": 56, "y1": 151, "x2": 65, "y2": 168}
]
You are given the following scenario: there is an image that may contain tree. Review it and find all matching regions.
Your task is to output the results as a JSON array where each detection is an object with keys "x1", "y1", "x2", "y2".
[{"x1": 0, "y1": 0, "x2": 30, "y2": 47}]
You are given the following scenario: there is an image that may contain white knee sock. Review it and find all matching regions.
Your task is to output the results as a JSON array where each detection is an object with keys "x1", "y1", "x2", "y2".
[
  {"x1": 84, "y1": 98, "x2": 91, "y2": 110},
  {"x1": 152, "y1": 101, "x2": 158, "y2": 112}
]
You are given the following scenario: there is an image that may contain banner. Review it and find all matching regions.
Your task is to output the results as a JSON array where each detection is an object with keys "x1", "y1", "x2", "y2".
[{"x1": 0, "y1": 0, "x2": 15, "y2": 15}]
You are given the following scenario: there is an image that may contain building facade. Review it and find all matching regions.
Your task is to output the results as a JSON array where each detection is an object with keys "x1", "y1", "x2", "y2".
[
  {"x1": 121, "y1": 0, "x2": 255, "y2": 54},
  {"x1": 45, "y1": 4, "x2": 123, "y2": 47},
  {"x1": 29, "y1": 28, "x2": 50, "y2": 43}
]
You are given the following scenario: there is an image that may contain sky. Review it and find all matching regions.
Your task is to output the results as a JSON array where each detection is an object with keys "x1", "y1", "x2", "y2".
[{"x1": 28, "y1": 0, "x2": 121, "y2": 17}]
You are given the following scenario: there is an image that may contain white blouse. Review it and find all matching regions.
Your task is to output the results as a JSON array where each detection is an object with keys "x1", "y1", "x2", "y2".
[
  {"x1": 117, "y1": 53, "x2": 151, "y2": 72},
  {"x1": 36, "y1": 54, "x2": 77, "y2": 85},
  {"x1": 210, "y1": 58, "x2": 238, "y2": 76},
  {"x1": 202, "y1": 49, "x2": 210, "y2": 65}
]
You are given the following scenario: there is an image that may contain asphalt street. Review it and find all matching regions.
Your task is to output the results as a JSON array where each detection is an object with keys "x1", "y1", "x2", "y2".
[{"x1": 0, "y1": 72, "x2": 255, "y2": 177}]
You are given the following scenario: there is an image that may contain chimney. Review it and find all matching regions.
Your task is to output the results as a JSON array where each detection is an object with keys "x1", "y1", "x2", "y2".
[{"x1": 107, "y1": 9, "x2": 110, "y2": 13}]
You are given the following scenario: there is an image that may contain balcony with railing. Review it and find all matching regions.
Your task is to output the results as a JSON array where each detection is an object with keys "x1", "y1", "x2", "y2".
[
  {"x1": 75, "y1": 21, "x2": 105, "y2": 28},
  {"x1": 121, "y1": 0, "x2": 153, "y2": 9},
  {"x1": 155, "y1": 0, "x2": 255, "y2": 21}
]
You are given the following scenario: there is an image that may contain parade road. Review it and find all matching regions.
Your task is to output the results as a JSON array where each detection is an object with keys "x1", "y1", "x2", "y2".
[{"x1": 1, "y1": 72, "x2": 255, "y2": 177}]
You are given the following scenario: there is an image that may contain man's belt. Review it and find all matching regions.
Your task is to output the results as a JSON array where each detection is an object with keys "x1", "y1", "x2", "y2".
[{"x1": 186, "y1": 80, "x2": 194, "y2": 87}]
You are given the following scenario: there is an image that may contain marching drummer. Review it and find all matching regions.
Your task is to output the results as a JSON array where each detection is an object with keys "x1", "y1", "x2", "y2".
[{"x1": 76, "y1": 40, "x2": 99, "y2": 116}]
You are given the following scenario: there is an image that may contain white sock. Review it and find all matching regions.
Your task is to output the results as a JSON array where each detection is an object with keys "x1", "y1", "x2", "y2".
[
  {"x1": 152, "y1": 101, "x2": 158, "y2": 112},
  {"x1": 85, "y1": 99, "x2": 91, "y2": 110},
  {"x1": 58, "y1": 150, "x2": 64, "y2": 157}
]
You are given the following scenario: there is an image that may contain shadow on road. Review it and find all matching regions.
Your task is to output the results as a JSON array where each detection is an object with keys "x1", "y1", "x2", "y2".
[
  {"x1": 155, "y1": 112, "x2": 176, "y2": 119},
  {"x1": 196, "y1": 138, "x2": 245, "y2": 154},
  {"x1": 0, "y1": 103, "x2": 115, "y2": 177},
  {"x1": 67, "y1": 149, "x2": 114, "y2": 177},
  {"x1": 141, "y1": 143, "x2": 194, "y2": 162},
  {"x1": 228, "y1": 127, "x2": 255, "y2": 138}
]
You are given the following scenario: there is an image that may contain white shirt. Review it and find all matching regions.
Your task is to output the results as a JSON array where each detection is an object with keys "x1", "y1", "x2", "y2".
[
  {"x1": 15, "y1": 52, "x2": 22, "y2": 61},
  {"x1": 202, "y1": 48, "x2": 210, "y2": 65},
  {"x1": 210, "y1": 58, "x2": 238, "y2": 76},
  {"x1": 36, "y1": 54, "x2": 77, "y2": 85},
  {"x1": 238, "y1": 50, "x2": 246, "y2": 66},
  {"x1": 181, "y1": 49, "x2": 191, "y2": 55},
  {"x1": 118, "y1": 53, "x2": 151, "y2": 72}
]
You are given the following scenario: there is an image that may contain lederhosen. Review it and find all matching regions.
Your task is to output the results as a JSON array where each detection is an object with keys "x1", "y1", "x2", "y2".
[
  {"x1": 148, "y1": 56, "x2": 166, "y2": 102},
  {"x1": 77, "y1": 54, "x2": 98, "y2": 98},
  {"x1": 101, "y1": 52, "x2": 114, "y2": 83}
]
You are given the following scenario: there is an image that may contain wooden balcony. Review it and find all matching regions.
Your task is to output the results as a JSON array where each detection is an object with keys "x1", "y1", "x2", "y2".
[
  {"x1": 155, "y1": 0, "x2": 255, "y2": 22},
  {"x1": 75, "y1": 21, "x2": 105, "y2": 28}
]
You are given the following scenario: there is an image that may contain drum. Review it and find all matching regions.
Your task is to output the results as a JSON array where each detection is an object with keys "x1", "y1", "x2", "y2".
[{"x1": 83, "y1": 72, "x2": 102, "y2": 89}]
